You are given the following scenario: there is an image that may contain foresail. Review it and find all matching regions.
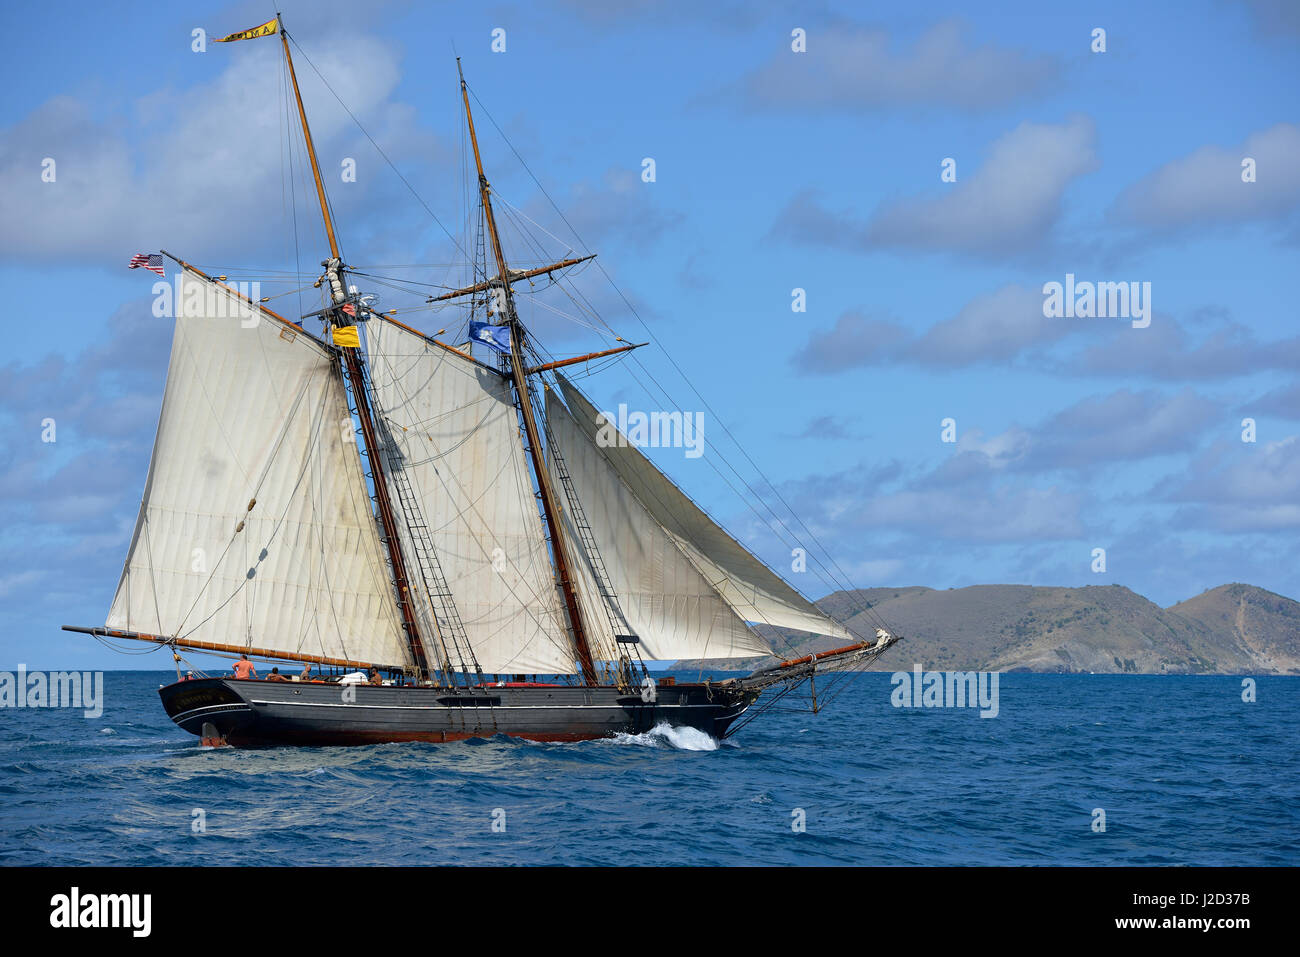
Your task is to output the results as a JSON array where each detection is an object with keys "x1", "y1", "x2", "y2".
[
  {"x1": 545, "y1": 388, "x2": 774, "y2": 661},
  {"x1": 365, "y1": 319, "x2": 575, "y2": 674},
  {"x1": 107, "y1": 272, "x2": 413, "y2": 668},
  {"x1": 555, "y1": 375, "x2": 852, "y2": 644}
]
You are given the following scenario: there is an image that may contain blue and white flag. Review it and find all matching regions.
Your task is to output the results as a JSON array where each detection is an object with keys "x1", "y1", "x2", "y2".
[{"x1": 469, "y1": 321, "x2": 513, "y2": 356}]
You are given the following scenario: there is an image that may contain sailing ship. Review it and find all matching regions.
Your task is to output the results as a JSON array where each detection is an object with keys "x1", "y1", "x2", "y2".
[{"x1": 64, "y1": 16, "x2": 901, "y2": 746}]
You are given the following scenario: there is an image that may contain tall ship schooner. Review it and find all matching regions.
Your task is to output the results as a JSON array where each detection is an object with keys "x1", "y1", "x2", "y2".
[{"x1": 65, "y1": 16, "x2": 901, "y2": 746}]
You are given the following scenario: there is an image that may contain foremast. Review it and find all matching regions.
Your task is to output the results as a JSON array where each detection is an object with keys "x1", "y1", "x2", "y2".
[
  {"x1": 457, "y1": 61, "x2": 599, "y2": 685},
  {"x1": 279, "y1": 17, "x2": 429, "y2": 677}
]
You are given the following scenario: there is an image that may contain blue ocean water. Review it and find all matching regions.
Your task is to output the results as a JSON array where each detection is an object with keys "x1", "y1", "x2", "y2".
[{"x1": 1, "y1": 671, "x2": 1296, "y2": 866}]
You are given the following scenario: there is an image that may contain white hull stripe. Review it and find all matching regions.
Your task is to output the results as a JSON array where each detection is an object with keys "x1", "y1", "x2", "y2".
[{"x1": 246, "y1": 698, "x2": 730, "y2": 712}]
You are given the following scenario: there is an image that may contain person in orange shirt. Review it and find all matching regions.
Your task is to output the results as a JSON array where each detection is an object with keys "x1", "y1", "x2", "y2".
[{"x1": 232, "y1": 654, "x2": 257, "y2": 680}]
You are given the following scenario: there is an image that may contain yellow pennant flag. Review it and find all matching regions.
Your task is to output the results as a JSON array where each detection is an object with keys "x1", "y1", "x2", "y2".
[
  {"x1": 213, "y1": 18, "x2": 278, "y2": 43},
  {"x1": 332, "y1": 326, "x2": 360, "y2": 348}
]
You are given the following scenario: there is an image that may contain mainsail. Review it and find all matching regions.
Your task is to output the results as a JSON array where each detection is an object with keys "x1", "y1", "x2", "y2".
[
  {"x1": 364, "y1": 318, "x2": 575, "y2": 674},
  {"x1": 106, "y1": 272, "x2": 413, "y2": 668},
  {"x1": 545, "y1": 379, "x2": 851, "y2": 660}
]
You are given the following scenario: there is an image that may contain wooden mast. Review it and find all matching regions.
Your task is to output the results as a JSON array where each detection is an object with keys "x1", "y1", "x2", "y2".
[
  {"x1": 279, "y1": 18, "x2": 429, "y2": 677},
  {"x1": 457, "y1": 60, "x2": 599, "y2": 685}
]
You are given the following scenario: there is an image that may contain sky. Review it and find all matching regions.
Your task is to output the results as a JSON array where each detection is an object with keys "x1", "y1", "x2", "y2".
[{"x1": 0, "y1": 0, "x2": 1297, "y2": 670}]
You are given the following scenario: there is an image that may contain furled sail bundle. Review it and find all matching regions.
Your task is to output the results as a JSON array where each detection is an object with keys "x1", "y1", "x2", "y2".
[
  {"x1": 364, "y1": 318, "x2": 574, "y2": 674},
  {"x1": 546, "y1": 376, "x2": 852, "y2": 661},
  {"x1": 107, "y1": 272, "x2": 413, "y2": 668}
]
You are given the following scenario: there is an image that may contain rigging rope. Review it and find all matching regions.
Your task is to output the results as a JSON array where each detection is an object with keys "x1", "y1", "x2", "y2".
[{"x1": 457, "y1": 83, "x2": 895, "y2": 635}]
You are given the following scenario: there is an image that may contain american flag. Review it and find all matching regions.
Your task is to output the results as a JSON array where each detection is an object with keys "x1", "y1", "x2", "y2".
[{"x1": 128, "y1": 253, "x2": 165, "y2": 277}]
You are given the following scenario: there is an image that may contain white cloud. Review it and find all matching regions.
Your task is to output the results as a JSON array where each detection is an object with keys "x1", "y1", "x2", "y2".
[
  {"x1": 855, "y1": 484, "x2": 1085, "y2": 542},
  {"x1": 1175, "y1": 435, "x2": 1300, "y2": 502},
  {"x1": 1111, "y1": 123, "x2": 1300, "y2": 230},
  {"x1": 1249, "y1": 383, "x2": 1300, "y2": 419},
  {"x1": 740, "y1": 19, "x2": 1060, "y2": 111},
  {"x1": 771, "y1": 117, "x2": 1097, "y2": 258},
  {"x1": 1066, "y1": 312, "x2": 1300, "y2": 380},
  {"x1": 955, "y1": 427, "x2": 1032, "y2": 466},
  {"x1": 793, "y1": 284, "x2": 1080, "y2": 374},
  {"x1": 0, "y1": 31, "x2": 435, "y2": 265},
  {"x1": 1028, "y1": 388, "x2": 1219, "y2": 469},
  {"x1": 921, "y1": 389, "x2": 1219, "y2": 481},
  {"x1": 790, "y1": 311, "x2": 910, "y2": 373},
  {"x1": 864, "y1": 115, "x2": 1097, "y2": 254},
  {"x1": 906, "y1": 284, "x2": 1071, "y2": 365},
  {"x1": 1240, "y1": 0, "x2": 1300, "y2": 39},
  {"x1": 1159, "y1": 436, "x2": 1300, "y2": 531}
]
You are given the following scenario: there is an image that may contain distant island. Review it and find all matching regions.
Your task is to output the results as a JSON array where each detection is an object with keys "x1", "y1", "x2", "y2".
[{"x1": 671, "y1": 583, "x2": 1300, "y2": 675}]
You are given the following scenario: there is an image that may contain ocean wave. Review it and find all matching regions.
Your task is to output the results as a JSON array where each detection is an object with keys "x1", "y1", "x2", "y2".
[
  {"x1": 605, "y1": 721, "x2": 720, "y2": 751},
  {"x1": 2, "y1": 671, "x2": 1297, "y2": 865}
]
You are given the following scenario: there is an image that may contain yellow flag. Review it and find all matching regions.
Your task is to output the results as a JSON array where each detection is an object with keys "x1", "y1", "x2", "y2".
[
  {"x1": 213, "y1": 18, "x2": 278, "y2": 43},
  {"x1": 332, "y1": 326, "x2": 360, "y2": 348}
]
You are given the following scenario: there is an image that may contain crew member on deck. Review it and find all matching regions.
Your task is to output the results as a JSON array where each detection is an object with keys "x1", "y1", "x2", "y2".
[
  {"x1": 232, "y1": 654, "x2": 257, "y2": 680},
  {"x1": 368, "y1": 667, "x2": 383, "y2": 686},
  {"x1": 300, "y1": 662, "x2": 314, "y2": 680},
  {"x1": 266, "y1": 667, "x2": 289, "y2": 682}
]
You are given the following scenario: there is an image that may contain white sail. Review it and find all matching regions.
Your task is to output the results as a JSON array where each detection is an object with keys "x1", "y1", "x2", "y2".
[
  {"x1": 545, "y1": 388, "x2": 775, "y2": 661},
  {"x1": 554, "y1": 377, "x2": 852, "y2": 644},
  {"x1": 365, "y1": 320, "x2": 575, "y2": 674},
  {"x1": 107, "y1": 272, "x2": 413, "y2": 668}
]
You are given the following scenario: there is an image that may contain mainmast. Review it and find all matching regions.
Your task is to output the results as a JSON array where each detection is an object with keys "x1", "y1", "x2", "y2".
[
  {"x1": 279, "y1": 18, "x2": 429, "y2": 677},
  {"x1": 457, "y1": 61, "x2": 599, "y2": 685}
]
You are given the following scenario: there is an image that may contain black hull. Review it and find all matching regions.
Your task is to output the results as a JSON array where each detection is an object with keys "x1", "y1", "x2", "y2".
[{"x1": 158, "y1": 677, "x2": 756, "y2": 747}]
